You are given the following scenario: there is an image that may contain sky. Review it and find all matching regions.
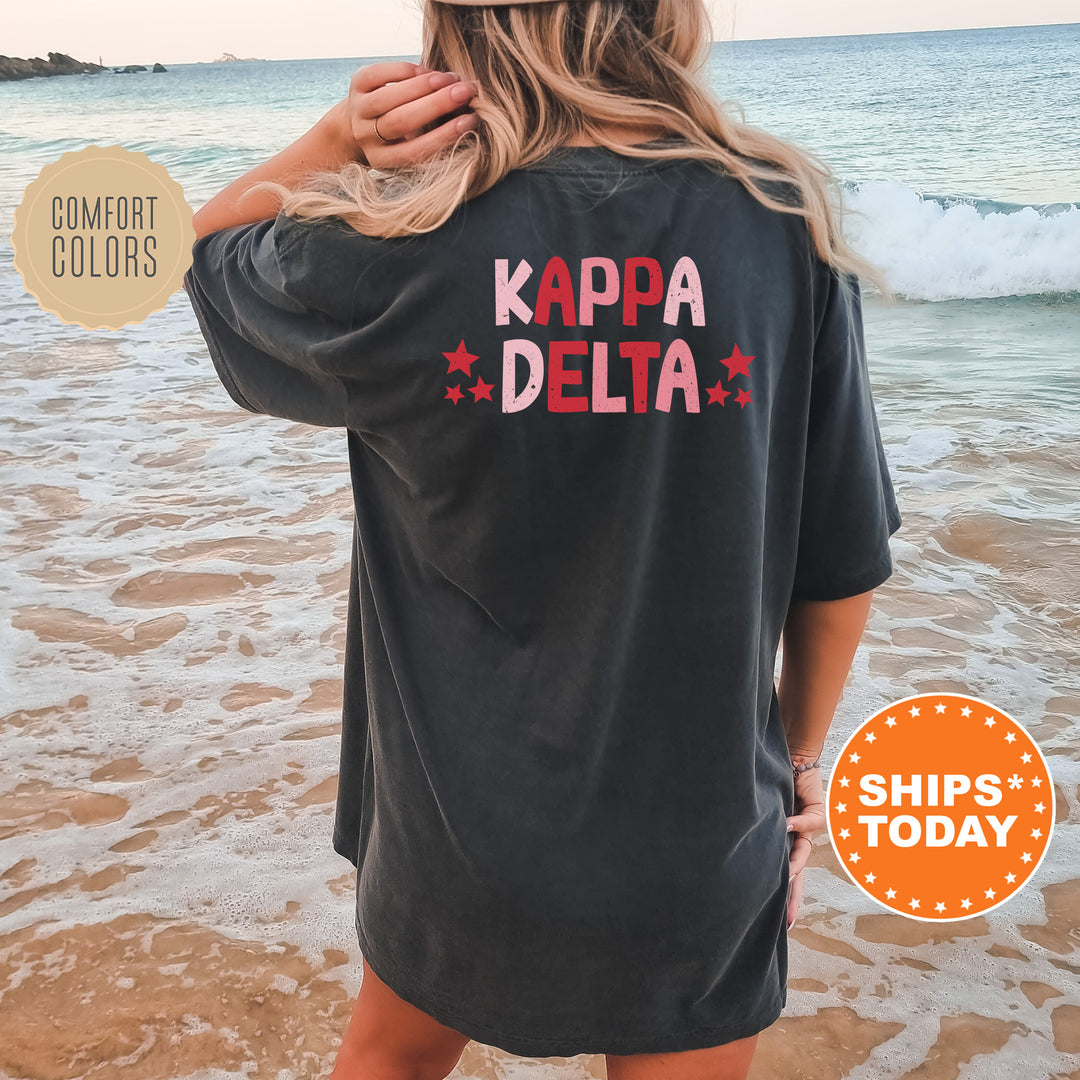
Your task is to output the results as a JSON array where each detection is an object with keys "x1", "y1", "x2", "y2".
[{"x1": 3, "y1": 0, "x2": 1077, "y2": 67}]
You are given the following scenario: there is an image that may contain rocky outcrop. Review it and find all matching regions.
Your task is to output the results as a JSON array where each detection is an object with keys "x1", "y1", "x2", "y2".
[
  {"x1": 0, "y1": 51, "x2": 104, "y2": 80},
  {"x1": 0, "y1": 52, "x2": 167, "y2": 81}
]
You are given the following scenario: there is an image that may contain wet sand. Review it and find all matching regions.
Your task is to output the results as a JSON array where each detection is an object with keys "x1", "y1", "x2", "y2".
[{"x1": 3, "y1": 314, "x2": 1080, "y2": 1079}]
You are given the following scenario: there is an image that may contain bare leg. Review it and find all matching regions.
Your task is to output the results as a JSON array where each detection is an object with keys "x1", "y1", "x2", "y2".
[
  {"x1": 606, "y1": 1033, "x2": 760, "y2": 1080},
  {"x1": 329, "y1": 957, "x2": 471, "y2": 1080}
]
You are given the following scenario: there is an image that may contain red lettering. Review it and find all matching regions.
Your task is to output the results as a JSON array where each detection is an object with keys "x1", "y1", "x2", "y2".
[
  {"x1": 623, "y1": 257, "x2": 663, "y2": 326},
  {"x1": 548, "y1": 341, "x2": 589, "y2": 412},
  {"x1": 534, "y1": 257, "x2": 577, "y2": 327},
  {"x1": 619, "y1": 341, "x2": 661, "y2": 413}
]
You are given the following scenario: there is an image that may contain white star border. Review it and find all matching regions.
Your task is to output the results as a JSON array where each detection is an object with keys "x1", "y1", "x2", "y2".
[{"x1": 824, "y1": 693, "x2": 1056, "y2": 922}]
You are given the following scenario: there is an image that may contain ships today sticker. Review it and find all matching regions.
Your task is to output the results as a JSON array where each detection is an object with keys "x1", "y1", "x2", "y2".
[
  {"x1": 826, "y1": 692, "x2": 1055, "y2": 921},
  {"x1": 11, "y1": 144, "x2": 195, "y2": 330}
]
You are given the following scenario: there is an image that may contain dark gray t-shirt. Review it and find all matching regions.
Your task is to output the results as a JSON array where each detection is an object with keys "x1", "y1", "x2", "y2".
[{"x1": 184, "y1": 140, "x2": 902, "y2": 1057}]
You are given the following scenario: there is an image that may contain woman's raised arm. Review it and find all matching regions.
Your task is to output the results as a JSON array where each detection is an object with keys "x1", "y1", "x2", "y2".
[{"x1": 192, "y1": 60, "x2": 478, "y2": 240}]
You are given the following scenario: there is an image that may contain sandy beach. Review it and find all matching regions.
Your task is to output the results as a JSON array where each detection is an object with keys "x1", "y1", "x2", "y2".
[{"x1": 2, "y1": 306, "x2": 1079, "y2": 1078}]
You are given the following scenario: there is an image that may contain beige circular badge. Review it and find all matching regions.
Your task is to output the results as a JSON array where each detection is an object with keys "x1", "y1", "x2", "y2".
[{"x1": 11, "y1": 144, "x2": 195, "y2": 330}]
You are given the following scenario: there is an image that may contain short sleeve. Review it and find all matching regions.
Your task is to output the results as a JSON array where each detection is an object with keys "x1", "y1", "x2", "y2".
[
  {"x1": 790, "y1": 265, "x2": 903, "y2": 601},
  {"x1": 183, "y1": 213, "x2": 349, "y2": 428}
]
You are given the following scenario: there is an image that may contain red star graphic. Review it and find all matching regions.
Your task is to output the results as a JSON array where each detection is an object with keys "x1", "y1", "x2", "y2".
[
  {"x1": 469, "y1": 376, "x2": 495, "y2": 402},
  {"x1": 704, "y1": 379, "x2": 731, "y2": 406},
  {"x1": 735, "y1": 387, "x2": 752, "y2": 408},
  {"x1": 720, "y1": 344, "x2": 754, "y2": 380},
  {"x1": 443, "y1": 340, "x2": 479, "y2": 377},
  {"x1": 444, "y1": 384, "x2": 464, "y2": 404}
]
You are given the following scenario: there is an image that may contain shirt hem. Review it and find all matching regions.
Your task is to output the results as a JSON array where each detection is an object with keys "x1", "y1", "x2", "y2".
[
  {"x1": 333, "y1": 828, "x2": 359, "y2": 868},
  {"x1": 353, "y1": 909, "x2": 786, "y2": 1057},
  {"x1": 789, "y1": 547, "x2": 896, "y2": 602},
  {"x1": 182, "y1": 267, "x2": 262, "y2": 416}
]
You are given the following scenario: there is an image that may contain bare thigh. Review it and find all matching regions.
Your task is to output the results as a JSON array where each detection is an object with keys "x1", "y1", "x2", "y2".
[
  {"x1": 605, "y1": 1033, "x2": 760, "y2": 1080},
  {"x1": 330, "y1": 957, "x2": 471, "y2": 1080}
]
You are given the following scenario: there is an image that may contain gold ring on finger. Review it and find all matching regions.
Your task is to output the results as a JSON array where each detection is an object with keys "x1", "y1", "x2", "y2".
[{"x1": 373, "y1": 114, "x2": 394, "y2": 144}]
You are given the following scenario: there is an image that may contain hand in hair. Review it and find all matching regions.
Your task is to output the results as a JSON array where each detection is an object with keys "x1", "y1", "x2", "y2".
[
  {"x1": 187, "y1": 60, "x2": 479, "y2": 240},
  {"x1": 345, "y1": 60, "x2": 480, "y2": 169}
]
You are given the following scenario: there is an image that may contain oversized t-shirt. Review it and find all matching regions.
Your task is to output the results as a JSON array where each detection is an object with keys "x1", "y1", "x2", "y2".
[{"x1": 183, "y1": 138, "x2": 903, "y2": 1058}]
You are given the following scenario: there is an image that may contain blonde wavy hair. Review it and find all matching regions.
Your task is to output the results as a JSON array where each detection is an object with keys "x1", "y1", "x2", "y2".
[{"x1": 251, "y1": 0, "x2": 893, "y2": 300}]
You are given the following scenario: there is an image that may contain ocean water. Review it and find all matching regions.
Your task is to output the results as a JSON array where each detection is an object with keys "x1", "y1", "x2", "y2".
[{"x1": 1, "y1": 21, "x2": 1079, "y2": 1080}]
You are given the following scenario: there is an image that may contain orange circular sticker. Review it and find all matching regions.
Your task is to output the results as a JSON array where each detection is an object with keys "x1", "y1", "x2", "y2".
[
  {"x1": 826, "y1": 693, "x2": 1054, "y2": 921},
  {"x1": 11, "y1": 144, "x2": 195, "y2": 330}
]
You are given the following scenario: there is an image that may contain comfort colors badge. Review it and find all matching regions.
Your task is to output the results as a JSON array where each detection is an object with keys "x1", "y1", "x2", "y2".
[
  {"x1": 826, "y1": 693, "x2": 1055, "y2": 921},
  {"x1": 11, "y1": 144, "x2": 195, "y2": 330}
]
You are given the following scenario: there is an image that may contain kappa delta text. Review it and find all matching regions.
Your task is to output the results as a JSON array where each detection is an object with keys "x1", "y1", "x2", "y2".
[{"x1": 442, "y1": 256, "x2": 754, "y2": 413}]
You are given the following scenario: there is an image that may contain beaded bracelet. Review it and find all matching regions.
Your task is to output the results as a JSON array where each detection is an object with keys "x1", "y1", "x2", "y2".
[{"x1": 792, "y1": 759, "x2": 822, "y2": 779}]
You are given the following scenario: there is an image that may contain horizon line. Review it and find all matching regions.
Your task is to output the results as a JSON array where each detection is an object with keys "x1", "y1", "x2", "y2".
[{"x1": 37, "y1": 18, "x2": 1078, "y2": 68}]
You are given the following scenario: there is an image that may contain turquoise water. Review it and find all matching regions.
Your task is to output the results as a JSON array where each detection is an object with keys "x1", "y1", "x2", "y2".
[
  {"x1": 2, "y1": 22, "x2": 1078, "y2": 296},
  {"x1": 715, "y1": 22, "x2": 1080, "y2": 207}
]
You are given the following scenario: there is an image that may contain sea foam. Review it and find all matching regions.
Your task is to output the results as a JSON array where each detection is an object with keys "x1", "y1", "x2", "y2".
[{"x1": 843, "y1": 180, "x2": 1080, "y2": 301}]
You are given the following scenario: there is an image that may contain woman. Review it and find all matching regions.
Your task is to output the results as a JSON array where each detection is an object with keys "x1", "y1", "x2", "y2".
[{"x1": 183, "y1": 1, "x2": 903, "y2": 1077}]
